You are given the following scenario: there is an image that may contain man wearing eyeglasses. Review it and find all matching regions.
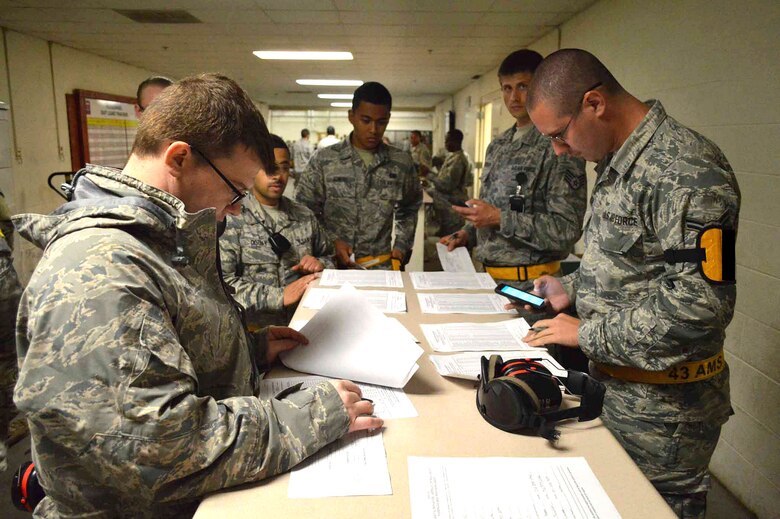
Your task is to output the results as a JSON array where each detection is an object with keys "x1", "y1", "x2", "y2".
[
  {"x1": 12, "y1": 74, "x2": 381, "y2": 517},
  {"x1": 442, "y1": 49, "x2": 586, "y2": 285},
  {"x1": 221, "y1": 134, "x2": 333, "y2": 328},
  {"x1": 520, "y1": 49, "x2": 740, "y2": 519}
]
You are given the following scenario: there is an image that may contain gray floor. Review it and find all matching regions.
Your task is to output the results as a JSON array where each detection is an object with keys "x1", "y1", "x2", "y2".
[{"x1": 0, "y1": 433, "x2": 757, "y2": 518}]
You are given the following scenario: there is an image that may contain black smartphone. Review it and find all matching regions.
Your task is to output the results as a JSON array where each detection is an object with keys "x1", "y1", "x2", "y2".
[
  {"x1": 452, "y1": 200, "x2": 469, "y2": 207},
  {"x1": 494, "y1": 283, "x2": 546, "y2": 309}
]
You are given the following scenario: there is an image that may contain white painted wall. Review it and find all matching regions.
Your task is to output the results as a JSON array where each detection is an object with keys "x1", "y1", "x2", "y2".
[{"x1": 443, "y1": 1, "x2": 780, "y2": 516}]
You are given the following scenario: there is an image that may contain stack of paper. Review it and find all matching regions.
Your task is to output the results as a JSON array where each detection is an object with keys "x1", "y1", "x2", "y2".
[
  {"x1": 319, "y1": 268, "x2": 404, "y2": 288},
  {"x1": 429, "y1": 350, "x2": 568, "y2": 380},
  {"x1": 409, "y1": 271, "x2": 496, "y2": 290},
  {"x1": 302, "y1": 287, "x2": 407, "y2": 313},
  {"x1": 281, "y1": 284, "x2": 423, "y2": 388},
  {"x1": 417, "y1": 293, "x2": 515, "y2": 314},
  {"x1": 436, "y1": 243, "x2": 476, "y2": 273},
  {"x1": 420, "y1": 318, "x2": 531, "y2": 351}
]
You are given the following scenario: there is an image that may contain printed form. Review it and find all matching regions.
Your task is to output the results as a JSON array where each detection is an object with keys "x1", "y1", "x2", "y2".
[
  {"x1": 258, "y1": 375, "x2": 418, "y2": 420},
  {"x1": 407, "y1": 456, "x2": 621, "y2": 519},
  {"x1": 302, "y1": 287, "x2": 407, "y2": 313},
  {"x1": 421, "y1": 318, "x2": 532, "y2": 351},
  {"x1": 436, "y1": 243, "x2": 476, "y2": 273},
  {"x1": 289, "y1": 430, "x2": 392, "y2": 498},
  {"x1": 409, "y1": 271, "x2": 496, "y2": 290},
  {"x1": 290, "y1": 317, "x2": 419, "y2": 343},
  {"x1": 417, "y1": 293, "x2": 515, "y2": 314},
  {"x1": 429, "y1": 350, "x2": 568, "y2": 380},
  {"x1": 319, "y1": 268, "x2": 404, "y2": 288}
]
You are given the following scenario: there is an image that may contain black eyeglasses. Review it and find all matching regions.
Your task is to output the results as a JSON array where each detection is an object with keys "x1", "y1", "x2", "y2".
[
  {"x1": 190, "y1": 146, "x2": 247, "y2": 206},
  {"x1": 546, "y1": 82, "x2": 602, "y2": 145}
]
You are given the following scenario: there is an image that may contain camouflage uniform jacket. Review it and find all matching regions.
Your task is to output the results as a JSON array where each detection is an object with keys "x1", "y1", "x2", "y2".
[
  {"x1": 13, "y1": 165, "x2": 350, "y2": 518},
  {"x1": 220, "y1": 194, "x2": 334, "y2": 328},
  {"x1": 411, "y1": 142, "x2": 432, "y2": 173},
  {"x1": 293, "y1": 138, "x2": 314, "y2": 173},
  {"x1": 296, "y1": 137, "x2": 422, "y2": 261},
  {"x1": 560, "y1": 101, "x2": 740, "y2": 422},
  {"x1": 427, "y1": 149, "x2": 469, "y2": 204},
  {"x1": 465, "y1": 124, "x2": 587, "y2": 266}
]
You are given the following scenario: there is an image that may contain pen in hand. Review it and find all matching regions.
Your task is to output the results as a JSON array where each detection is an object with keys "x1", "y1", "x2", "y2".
[{"x1": 529, "y1": 326, "x2": 548, "y2": 333}]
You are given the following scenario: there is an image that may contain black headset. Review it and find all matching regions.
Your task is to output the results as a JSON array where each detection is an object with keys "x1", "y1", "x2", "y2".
[{"x1": 476, "y1": 355, "x2": 606, "y2": 442}]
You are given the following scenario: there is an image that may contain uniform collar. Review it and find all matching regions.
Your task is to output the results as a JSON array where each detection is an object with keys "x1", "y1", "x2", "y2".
[
  {"x1": 604, "y1": 99, "x2": 667, "y2": 178},
  {"x1": 339, "y1": 132, "x2": 388, "y2": 166},
  {"x1": 243, "y1": 193, "x2": 295, "y2": 228}
]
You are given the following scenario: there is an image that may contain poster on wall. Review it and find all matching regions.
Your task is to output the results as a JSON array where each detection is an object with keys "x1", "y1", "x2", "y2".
[{"x1": 84, "y1": 98, "x2": 138, "y2": 168}]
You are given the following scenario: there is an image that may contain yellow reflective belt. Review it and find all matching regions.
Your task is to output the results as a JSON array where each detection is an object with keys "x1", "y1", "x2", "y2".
[
  {"x1": 485, "y1": 261, "x2": 560, "y2": 281},
  {"x1": 356, "y1": 254, "x2": 400, "y2": 271},
  {"x1": 595, "y1": 350, "x2": 725, "y2": 384}
]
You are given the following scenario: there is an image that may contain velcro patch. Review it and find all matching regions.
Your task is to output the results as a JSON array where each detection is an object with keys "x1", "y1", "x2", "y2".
[{"x1": 565, "y1": 171, "x2": 586, "y2": 190}]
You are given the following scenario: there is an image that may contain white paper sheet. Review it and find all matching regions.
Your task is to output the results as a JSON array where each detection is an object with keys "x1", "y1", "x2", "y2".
[
  {"x1": 319, "y1": 268, "x2": 404, "y2": 288},
  {"x1": 258, "y1": 375, "x2": 418, "y2": 419},
  {"x1": 429, "y1": 350, "x2": 568, "y2": 380},
  {"x1": 289, "y1": 430, "x2": 392, "y2": 498},
  {"x1": 407, "y1": 456, "x2": 621, "y2": 519},
  {"x1": 409, "y1": 271, "x2": 496, "y2": 290},
  {"x1": 302, "y1": 287, "x2": 407, "y2": 313},
  {"x1": 435, "y1": 243, "x2": 477, "y2": 273},
  {"x1": 290, "y1": 317, "x2": 419, "y2": 343},
  {"x1": 420, "y1": 318, "x2": 532, "y2": 351},
  {"x1": 417, "y1": 293, "x2": 515, "y2": 314},
  {"x1": 280, "y1": 285, "x2": 423, "y2": 388}
]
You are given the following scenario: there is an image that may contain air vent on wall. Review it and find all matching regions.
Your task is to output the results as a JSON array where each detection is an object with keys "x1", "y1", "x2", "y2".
[{"x1": 114, "y1": 9, "x2": 202, "y2": 24}]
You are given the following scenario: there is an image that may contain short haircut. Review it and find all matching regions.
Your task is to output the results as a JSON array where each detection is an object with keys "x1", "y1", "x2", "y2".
[
  {"x1": 352, "y1": 81, "x2": 392, "y2": 111},
  {"x1": 132, "y1": 73, "x2": 274, "y2": 172},
  {"x1": 270, "y1": 134, "x2": 289, "y2": 153},
  {"x1": 136, "y1": 76, "x2": 173, "y2": 105},
  {"x1": 411, "y1": 130, "x2": 422, "y2": 138},
  {"x1": 527, "y1": 48, "x2": 623, "y2": 116},
  {"x1": 498, "y1": 49, "x2": 543, "y2": 77},
  {"x1": 326, "y1": 125, "x2": 335, "y2": 135},
  {"x1": 301, "y1": 128, "x2": 309, "y2": 138},
  {"x1": 447, "y1": 129, "x2": 464, "y2": 144}
]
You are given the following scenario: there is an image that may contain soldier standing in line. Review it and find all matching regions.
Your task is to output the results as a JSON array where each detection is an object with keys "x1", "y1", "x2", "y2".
[
  {"x1": 442, "y1": 49, "x2": 587, "y2": 284},
  {"x1": 12, "y1": 74, "x2": 381, "y2": 517},
  {"x1": 410, "y1": 129, "x2": 432, "y2": 177},
  {"x1": 424, "y1": 129, "x2": 470, "y2": 236},
  {"x1": 297, "y1": 81, "x2": 422, "y2": 270},
  {"x1": 133, "y1": 75, "x2": 173, "y2": 119},
  {"x1": 221, "y1": 134, "x2": 333, "y2": 329},
  {"x1": 292, "y1": 128, "x2": 314, "y2": 181},
  {"x1": 0, "y1": 189, "x2": 22, "y2": 472},
  {"x1": 521, "y1": 49, "x2": 740, "y2": 519}
]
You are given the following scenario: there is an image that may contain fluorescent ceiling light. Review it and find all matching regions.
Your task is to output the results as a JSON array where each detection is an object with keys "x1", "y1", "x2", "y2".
[
  {"x1": 330, "y1": 102, "x2": 352, "y2": 107},
  {"x1": 254, "y1": 51, "x2": 353, "y2": 60},
  {"x1": 297, "y1": 79, "x2": 363, "y2": 87},
  {"x1": 318, "y1": 93, "x2": 354, "y2": 99}
]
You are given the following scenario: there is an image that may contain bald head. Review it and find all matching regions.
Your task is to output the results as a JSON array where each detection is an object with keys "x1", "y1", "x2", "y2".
[{"x1": 527, "y1": 49, "x2": 623, "y2": 116}]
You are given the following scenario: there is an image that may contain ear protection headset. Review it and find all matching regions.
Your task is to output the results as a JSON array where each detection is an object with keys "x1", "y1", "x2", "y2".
[
  {"x1": 476, "y1": 355, "x2": 606, "y2": 442},
  {"x1": 12, "y1": 461, "x2": 46, "y2": 512}
]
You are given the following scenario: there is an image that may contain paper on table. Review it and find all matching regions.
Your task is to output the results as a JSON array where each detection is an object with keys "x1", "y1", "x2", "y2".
[
  {"x1": 435, "y1": 243, "x2": 476, "y2": 273},
  {"x1": 280, "y1": 284, "x2": 423, "y2": 388},
  {"x1": 420, "y1": 318, "x2": 532, "y2": 351},
  {"x1": 407, "y1": 456, "x2": 621, "y2": 519},
  {"x1": 417, "y1": 293, "x2": 515, "y2": 314},
  {"x1": 289, "y1": 429, "x2": 391, "y2": 498},
  {"x1": 429, "y1": 349, "x2": 567, "y2": 380},
  {"x1": 409, "y1": 271, "x2": 496, "y2": 290},
  {"x1": 258, "y1": 375, "x2": 418, "y2": 419},
  {"x1": 319, "y1": 268, "x2": 404, "y2": 288},
  {"x1": 290, "y1": 317, "x2": 419, "y2": 343},
  {"x1": 302, "y1": 287, "x2": 407, "y2": 313}
]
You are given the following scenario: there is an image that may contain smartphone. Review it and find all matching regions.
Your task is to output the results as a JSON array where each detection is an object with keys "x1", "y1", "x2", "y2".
[
  {"x1": 494, "y1": 283, "x2": 546, "y2": 309},
  {"x1": 452, "y1": 200, "x2": 469, "y2": 207}
]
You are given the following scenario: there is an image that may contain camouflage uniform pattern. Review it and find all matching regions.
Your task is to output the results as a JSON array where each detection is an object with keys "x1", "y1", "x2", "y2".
[
  {"x1": 465, "y1": 124, "x2": 587, "y2": 268},
  {"x1": 220, "y1": 194, "x2": 334, "y2": 328},
  {"x1": 411, "y1": 142, "x2": 432, "y2": 175},
  {"x1": 560, "y1": 101, "x2": 739, "y2": 518},
  {"x1": 0, "y1": 191, "x2": 22, "y2": 471},
  {"x1": 13, "y1": 165, "x2": 350, "y2": 518},
  {"x1": 296, "y1": 138, "x2": 422, "y2": 266},
  {"x1": 425, "y1": 149, "x2": 470, "y2": 236},
  {"x1": 292, "y1": 137, "x2": 314, "y2": 176}
]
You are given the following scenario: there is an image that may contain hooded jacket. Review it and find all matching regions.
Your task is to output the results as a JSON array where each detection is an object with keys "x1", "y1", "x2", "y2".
[{"x1": 13, "y1": 165, "x2": 349, "y2": 518}]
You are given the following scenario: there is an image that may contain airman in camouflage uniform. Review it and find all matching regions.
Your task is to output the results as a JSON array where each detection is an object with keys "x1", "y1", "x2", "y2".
[
  {"x1": 424, "y1": 129, "x2": 470, "y2": 236},
  {"x1": 410, "y1": 130, "x2": 432, "y2": 177},
  {"x1": 524, "y1": 49, "x2": 740, "y2": 519},
  {"x1": 0, "y1": 190, "x2": 22, "y2": 472},
  {"x1": 12, "y1": 74, "x2": 380, "y2": 518},
  {"x1": 443, "y1": 50, "x2": 586, "y2": 283},
  {"x1": 297, "y1": 82, "x2": 422, "y2": 269},
  {"x1": 221, "y1": 185, "x2": 334, "y2": 328}
]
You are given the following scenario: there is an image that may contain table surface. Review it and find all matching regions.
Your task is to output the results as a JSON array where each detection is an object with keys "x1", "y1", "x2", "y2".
[{"x1": 195, "y1": 273, "x2": 675, "y2": 519}]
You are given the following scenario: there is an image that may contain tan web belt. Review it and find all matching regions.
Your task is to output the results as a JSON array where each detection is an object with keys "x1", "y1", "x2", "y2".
[
  {"x1": 485, "y1": 260, "x2": 560, "y2": 281},
  {"x1": 595, "y1": 350, "x2": 725, "y2": 384}
]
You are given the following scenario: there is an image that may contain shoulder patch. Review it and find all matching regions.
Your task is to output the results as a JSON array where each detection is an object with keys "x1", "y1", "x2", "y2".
[{"x1": 564, "y1": 171, "x2": 586, "y2": 190}]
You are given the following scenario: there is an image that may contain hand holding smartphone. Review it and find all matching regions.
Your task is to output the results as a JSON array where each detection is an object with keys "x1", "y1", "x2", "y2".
[{"x1": 494, "y1": 283, "x2": 546, "y2": 310}]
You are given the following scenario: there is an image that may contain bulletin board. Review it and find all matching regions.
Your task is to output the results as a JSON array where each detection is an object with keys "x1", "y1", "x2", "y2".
[{"x1": 66, "y1": 89, "x2": 138, "y2": 171}]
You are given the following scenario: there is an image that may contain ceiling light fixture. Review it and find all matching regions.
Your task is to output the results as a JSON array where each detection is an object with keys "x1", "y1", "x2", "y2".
[
  {"x1": 254, "y1": 51, "x2": 353, "y2": 60},
  {"x1": 297, "y1": 79, "x2": 363, "y2": 87},
  {"x1": 318, "y1": 94, "x2": 354, "y2": 99},
  {"x1": 330, "y1": 102, "x2": 352, "y2": 108}
]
